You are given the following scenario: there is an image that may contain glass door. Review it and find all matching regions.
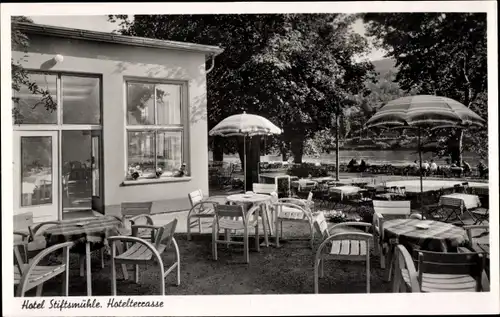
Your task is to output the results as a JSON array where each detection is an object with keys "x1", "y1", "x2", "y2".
[
  {"x1": 13, "y1": 131, "x2": 59, "y2": 222},
  {"x1": 91, "y1": 130, "x2": 104, "y2": 213}
]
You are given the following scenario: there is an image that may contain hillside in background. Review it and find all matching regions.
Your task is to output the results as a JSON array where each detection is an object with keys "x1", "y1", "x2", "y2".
[{"x1": 371, "y1": 58, "x2": 397, "y2": 78}]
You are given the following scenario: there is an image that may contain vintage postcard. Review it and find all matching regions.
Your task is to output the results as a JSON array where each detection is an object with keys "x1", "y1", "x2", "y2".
[{"x1": 1, "y1": 1, "x2": 498, "y2": 316}]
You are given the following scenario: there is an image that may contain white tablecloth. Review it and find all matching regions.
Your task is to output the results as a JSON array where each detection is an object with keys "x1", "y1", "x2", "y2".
[
  {"x1": 329, "y1": 185, "x2": 362, "y2": 200},
  {"x1": 439, "y1": 193, "x2": 481, "y2": 210}
]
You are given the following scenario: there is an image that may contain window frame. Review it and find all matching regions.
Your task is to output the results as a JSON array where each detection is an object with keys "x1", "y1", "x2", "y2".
[
  {"x1": 124, "y1": 77, "x2": 189, "y2": 180},
  {"x1": 12, "y1": 69, "x2": 103, "y2": 128}
]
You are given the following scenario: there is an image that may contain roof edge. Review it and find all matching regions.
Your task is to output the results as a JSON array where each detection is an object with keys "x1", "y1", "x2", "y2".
[{"x1": 12, "y1": 22, "x2": 224, "y2": 56}]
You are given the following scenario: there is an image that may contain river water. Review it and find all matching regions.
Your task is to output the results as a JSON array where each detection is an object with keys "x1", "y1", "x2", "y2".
[{"x1": 213, "y1": 150, "x2": 485, "y2": 167}]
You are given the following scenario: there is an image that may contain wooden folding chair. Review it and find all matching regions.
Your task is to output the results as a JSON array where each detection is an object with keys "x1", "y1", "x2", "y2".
[
  {"x1": 108, "y1": 219, "x2": 180, "y2": 295},
  {"x1": 393, "y1": 246, "x2": 489, "y2": 292},
  {"x1": 187, "y1": 190, "x2": 220, "y2": 240},
  {"x1": 313, "y1": 214, "x2": 373, "y2": 293},
  {"x1": 274, "y1": 197, "x2": 315, "y2": 249},
  {"x1": 212, "y1": 204, "x2": 261, "y2": 264},
  {"x1": 15, "y1": 241, "x2": 74, "y2": 297},
  {"x1": 14, "y1": 212, "x2": 61, "y2": 261}
]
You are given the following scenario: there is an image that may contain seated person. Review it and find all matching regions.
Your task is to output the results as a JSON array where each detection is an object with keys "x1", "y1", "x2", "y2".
[
  {"x1": 359, "y1": 159, "x2": 367, "y2": 172},
  {"x1": 478, "y1": 161, "x2": 487, "y2": 178},
  {"x1": 422, "y1": 160, "x2": 430, "y2": 176},
  {"x1": 429, "y1": 159, "x2": 438, "y2": 174}
]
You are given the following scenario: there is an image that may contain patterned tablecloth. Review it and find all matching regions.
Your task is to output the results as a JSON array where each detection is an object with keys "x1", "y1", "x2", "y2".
[
  {"x1": 43, "y1": 215, "x2": 126, "y2": 251},
  {"x1": 383, "y1": 218, "x2": 468, "y2": 252},
  {"x1": 439, "y1": 193, "x2": 482, "y2": 210}
]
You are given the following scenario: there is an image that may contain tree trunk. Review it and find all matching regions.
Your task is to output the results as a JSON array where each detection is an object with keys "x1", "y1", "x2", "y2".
[
  {"x1": 456, "y1": 129, "x2": 464, "y2": 167},
  {"x1": 290, "y1": 138, "x2": 304, "y2": 164},
  {"x1": 280, "y1": 141, "x2": 289, "y2": 161},
  {"x1": 335, "y1": 113, "x2": 340, "y2": 181},
  {"x1": 245, "y1": 136, "x2": 260, "y2": 192},
  {"x1": 212, "y1": 136, "x2": 224, "y2": 162}
]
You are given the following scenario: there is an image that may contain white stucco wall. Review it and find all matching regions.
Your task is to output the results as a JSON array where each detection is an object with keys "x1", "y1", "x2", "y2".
[{"x1": 12, "y1": 33, "x2": 210, "y2": 213}]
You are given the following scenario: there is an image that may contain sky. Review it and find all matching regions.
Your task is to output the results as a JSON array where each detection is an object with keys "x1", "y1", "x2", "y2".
[{"x1": 29, "y1": 15, "x2": 387, "y2": 61}]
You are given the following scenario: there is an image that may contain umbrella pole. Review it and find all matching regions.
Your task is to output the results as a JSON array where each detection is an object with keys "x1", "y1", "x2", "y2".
[
  {"x1": 418, "y1": 127, "x2": 423, "y2": 204},
  {"x1": 244, "y1": 135, "x2": 247, "y2": 192}
]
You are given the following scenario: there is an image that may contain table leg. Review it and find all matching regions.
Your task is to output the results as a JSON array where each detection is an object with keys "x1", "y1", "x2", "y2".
[
  {"x1": 383, "y1": 245, "x2": 395, "y2": 282},
  {"x1": 260, "y1": 204, "x2": 269, "y2": 247},
  {"x1": 85, "y1": 242, "x2": 92, "y2": 296}
]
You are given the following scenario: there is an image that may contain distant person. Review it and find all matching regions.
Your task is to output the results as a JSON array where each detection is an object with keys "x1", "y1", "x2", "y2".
[
  {"x1": 412, "y1": 160, "x2": 419, "y2": 174},
  {"x1": 463, "y1": 160, "x2": 471, "y2": 176},
  {"x1": 359, "y1": 159, "x2": 367, "y2": 172},
  {"x1": 422, "y1": 160, "x2": 430, "y2": 176},
  {"x1": 430, "y1": 159, "x2": 438, "y2": 175},
  {"x1": 348, "y1": 158, "x2": 358, "y2": 172},
  {"x1": 478, "y1": 161, "x2": 487, "y2": 178}
]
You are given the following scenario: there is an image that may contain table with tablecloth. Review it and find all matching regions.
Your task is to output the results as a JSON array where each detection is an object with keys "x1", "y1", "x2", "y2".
[
  {"x1": 43, "y1": 215, "x2": 129, "y2": 295},
  {"x1": 381, "y1": 218, "x2": 469, "y2": 282},
  {"x1": 383, "y1": 218, "x2": 468, "y2": 253},
  {"x1": 439, "y1": 193, "x2": 482, "y2": 210},
  {"x1": 226, "y1": 193, "x2": 272, "y2": 243},
  {"x1": 329, "y1": 185, "x2": 365, "y2": 201}
]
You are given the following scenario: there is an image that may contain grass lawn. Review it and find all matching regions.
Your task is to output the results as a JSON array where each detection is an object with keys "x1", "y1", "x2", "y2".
[{"x1": 26, "y1": 221, "x2": 392, "y2": 297}]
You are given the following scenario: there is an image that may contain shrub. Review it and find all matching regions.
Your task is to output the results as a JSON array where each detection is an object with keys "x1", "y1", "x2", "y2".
[{"x1": 288, "y1": 163, "x2": 329, "y2": 178}]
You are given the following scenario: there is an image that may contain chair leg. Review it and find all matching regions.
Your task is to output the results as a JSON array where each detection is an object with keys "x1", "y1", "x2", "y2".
[
  {"x1": 366, "y1": 257, "x2": 371, "y2": 293},
  {"x1": 310, "y1": 224, "x2": 314, "y2": 249},
  {"x1": 198, "y1": 218, "x2": 202, "y2": 234},
  {"x1": 135, "y1": 265, "x2": 140, "y2": 283},
  {"x1": 187, "y1": 216, "x2": 192, "y2": 241},
  {"x1": 111, "y1": 243, "x2": 117, "y2": 296},
  {"x1": 212, "y1": 224, "x2": 218, "y2": 261},
  {"x1": 275, "y1": 219, "x2": 280, "y2": 248},
  {"x1": 314, "y1": 258, "x2": 321, "y2": 294},
  {"x1": 35, "y1": 284, "x2": 43, "y2": 296},
  {"x1": 62, "y1": 247, "x2": 70, "y2": 296},
  {"x1": 255, "y1": 223, "x2": 260, "y2": 252},
  {"x1": 243, "y1": 230, "x2": 250, "y2": 264},
  {"x1": 319, "y1": 258, "x2": 324, "y2": 278},
  {"x1": 225, "y1": 229, "x2": 230, "y2": 248}
]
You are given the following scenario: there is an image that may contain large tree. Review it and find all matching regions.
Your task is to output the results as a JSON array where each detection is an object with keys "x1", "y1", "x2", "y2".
[
  {"x1": 363, "y1": 13, "x2": 488, "y2": 164},
  {"x1": 11, "y1": 16, "x2": 57, "y2": 124}
]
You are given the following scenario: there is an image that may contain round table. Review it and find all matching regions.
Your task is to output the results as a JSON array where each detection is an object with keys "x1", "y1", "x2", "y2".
[
  {"x1": 226, "y1": 193, "x2": 272, "y2": 244},
  {"x1": 383, "y1": 218, "x2": 468, "y2": 253},
  {"x1": 43, "y1": 215, "x2": 128, "y2": 295}
]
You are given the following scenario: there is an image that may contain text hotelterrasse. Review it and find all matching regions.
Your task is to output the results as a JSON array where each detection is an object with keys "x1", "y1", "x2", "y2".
[{"x1": 22, "y1": 298, "x2": 164, "y2": 311}]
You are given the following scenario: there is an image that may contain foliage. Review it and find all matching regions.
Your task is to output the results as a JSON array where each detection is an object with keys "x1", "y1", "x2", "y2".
[
  {"x1": 287, "y1": 163, "x2": 329, "y2": 178},
  {"x1": 363, "y1": 13, "x2": 488, "y2": 164},
  {"x1": 109, "y1": 14, "x2": 374, "y2": 163},
  {"x1": 11, "y1": 16, "x2": 57, "y2": 124}
]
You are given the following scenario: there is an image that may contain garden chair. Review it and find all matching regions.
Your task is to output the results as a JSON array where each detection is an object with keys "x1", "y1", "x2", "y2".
[
  {"x1": 372, "y1": 201, "x2": 423, "y2": 267},
  {"x1": 121, "y1": 202, "x2": 155, "y2": 239},
  {"x1": 212, "y1": 204, "x2": 262, "y2": 264},
  {"x1": 470, "y1": 207, "x2": 489, "y2": 225},
  {"x1": 108, "y1": 219, "x2": 180, "y2": 295},
  {"x1": 14, "y1": 212, "x2": 61, "y2": 262},
  {"x1": 392, "y1": 245, "x2": 489, "y2": 292},
  {"x1": 274, "y1": 197, "x2": 315, "y2": 249},
  {"x1": 187, "y1": 190, "x2": 221, "y2": 240},
  {"x1": 460, "y1": 225, "x2": 490, "y2": 257},
  {"x1": 313, "y1": 213, "x2": 373, "y2": 293},
  {"x1": 14, "y1": 241, "x2": 74, "y2": 297}
]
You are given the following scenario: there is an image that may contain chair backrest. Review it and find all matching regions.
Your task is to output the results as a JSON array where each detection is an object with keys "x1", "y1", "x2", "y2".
[
  {"x1": 373, "y1": 200, "x2": 411, "y2": 216},
  {"x1": 415, "y1": 250, "x2": 483, "y2": 290},
  {"x1": 14, "y1": 212, "x2": 34, "y2": 232},
  {"x1": 307, "y1": 191, "x2": 314, "y2": 202},
  {"x1": 121, "y1": 202, "x2": 153, "y2": 217},
  {"x1": 154, "y1": 218, "x2": 178, "y2": 250},
  {"x1": 215, "y1": 204, "x2": 245, "y2": 218},
  {"x1": 313, "y1": 212, "x2": 330, "y2": 240},
  {"x1": 188, "y1": 189, "x2": 204, "y2": 207},
  {"x1": 253, "y1": 183, "x2": 277, "y2": 194},
  {"x1": 440, "y1": 196, "x2": 463, "y2": 209}
]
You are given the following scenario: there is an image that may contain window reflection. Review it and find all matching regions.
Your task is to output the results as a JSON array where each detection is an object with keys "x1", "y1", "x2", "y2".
[
  {"x1": 127, "y1": 83, "x2": 155, "y2": 125},
  {"x1": 62, "y1": 76, "x2": 100, "y2": 124},
  {"x1": 21, "y1": 137, "x2": 52, "y2": 206},
  {"x1": 13, "y1": 73, "x2": 57, "y2": 124}
]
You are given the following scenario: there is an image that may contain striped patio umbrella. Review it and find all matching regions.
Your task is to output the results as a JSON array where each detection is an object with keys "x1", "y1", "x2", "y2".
[
  {"x1": 365, "y1": 95, "x2": 486, "y2": 196},
  {"x1": 209, "y1": 112, "x2": 282, "y2": 191}
]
